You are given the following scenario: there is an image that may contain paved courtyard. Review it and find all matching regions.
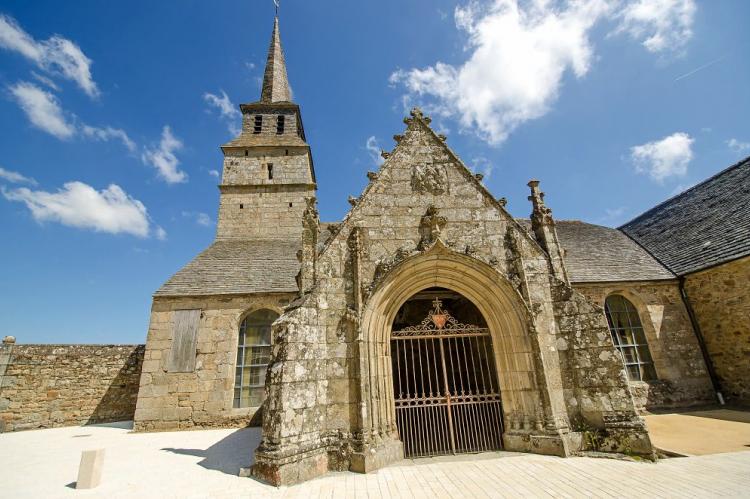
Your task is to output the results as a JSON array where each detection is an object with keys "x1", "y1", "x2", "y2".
[{"x1": 1, "y1": 421, "x2": 749, "y2": 498}]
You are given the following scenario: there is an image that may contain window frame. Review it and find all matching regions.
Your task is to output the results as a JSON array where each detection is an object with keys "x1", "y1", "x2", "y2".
[
  {"x1": 233, "y1": 308, "x2": 278, "y2": 409},
  {"x1": 604, "y1": 295, "x2": 657, "y2": 382}
]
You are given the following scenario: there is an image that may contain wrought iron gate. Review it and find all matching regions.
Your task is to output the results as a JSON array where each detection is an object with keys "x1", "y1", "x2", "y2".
[{"x1": 391, "y1": 299, "x2": 504, "y2": 458}]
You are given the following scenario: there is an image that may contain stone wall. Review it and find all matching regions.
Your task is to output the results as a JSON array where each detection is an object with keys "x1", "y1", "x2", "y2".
[
  {"x1": 216, "y1": 184, "x2": 315, "y2": 240},
  {"x1": 684, "y1": 256, "x2": 750, "y2": 404},
  {"x1": 133, "y1": 293, "x2": 294, "y2": 432},
  {"x1": 0, "y1": 342, "x2": 144, "y2": 432},
  {"x1": 252, "y1": 109, "x2": 651, "y2": 485},
  {"x1": 573, "y1": 281, "x2": 714, "y2": 410}
]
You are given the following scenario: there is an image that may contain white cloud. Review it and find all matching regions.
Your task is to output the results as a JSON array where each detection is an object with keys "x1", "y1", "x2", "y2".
[
  {"x1": 390, "y1": 1, "x2": 697, "y2": 146},
  {"x1": 630, "y1": 132, "x2": 693, "y2": 182},
  {"x1": 2, "y1": 181, "x2": 156, "y2": 238},
  {"x1": 154, "y1": 226, "x2": 167, "y2": 240},
  {"x1": 81, "y1": 125, "x2": 136, "y2": 152},
  {"x1": 727, "y1": 138, "x2": 750, "y2": 155},
  {"x1": 0, "y1": 167, "x2": 37, "y2": 185},
  {"x1": 9, "y1": 81, "x2": 75, "y2": 139},
  {"x1": 615, "y1": 0, "x2": 696, "y2": 54},
  {"x1": 208, "y1": 169, "x2": 220, "y2": 178},
  {"x1": 204, "y1": 90, "x2": 241, "y2": 136},
  {"x1": 0, "y1": 14, "x2": 99, "y2": 98},
  {"x1": 30, "y1": 70, "x2": 59, "y2": 91},
  {"x1": 390, "y1": 0, "x2": 612, "y2": 145},
  {"x1": 365, "y1": 136, "x2": 384, "y2": 166},
  {"x1": 182, "y1": 211, "x2": 213, "y2": 227},
  {"x1": 142, "y1": 126, "x2": 187, "y2": 184},
  {"x1": 9, "y1": 82, "x2": 136, "y2": 151}
]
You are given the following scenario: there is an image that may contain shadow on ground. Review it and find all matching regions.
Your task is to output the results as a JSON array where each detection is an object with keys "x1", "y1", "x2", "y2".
[{"x1": 161, "y1": 427, "x2": 262, "y2": 476}]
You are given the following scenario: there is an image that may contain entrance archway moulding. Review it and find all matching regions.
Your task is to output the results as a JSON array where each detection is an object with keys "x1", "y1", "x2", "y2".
[{"x1": 352, "y1": 239, "x2": 573, "y2": 472}]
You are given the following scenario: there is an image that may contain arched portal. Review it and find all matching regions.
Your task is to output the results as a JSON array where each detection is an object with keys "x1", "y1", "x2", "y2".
[
  {"x1": 391, "y1": 287, "x2": 504, "y2": 457},
  {"x1": 359, "y1": 243, "x2": 546, "y2": 462}
]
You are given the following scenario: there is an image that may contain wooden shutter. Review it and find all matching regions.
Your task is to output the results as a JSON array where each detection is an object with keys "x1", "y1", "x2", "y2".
[{"x1": 166, "y1": 309, "x2": 201, "y2": 372}]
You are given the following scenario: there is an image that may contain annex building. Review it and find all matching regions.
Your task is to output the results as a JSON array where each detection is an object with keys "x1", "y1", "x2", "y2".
[{"x1": 1, "y1": 15, "x2": 748, "y2": 488}]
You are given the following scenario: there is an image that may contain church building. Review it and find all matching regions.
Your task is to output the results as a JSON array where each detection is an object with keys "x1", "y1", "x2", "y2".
[{"x1": 133, "y1": 16, "x2": 750, "y2": 486}]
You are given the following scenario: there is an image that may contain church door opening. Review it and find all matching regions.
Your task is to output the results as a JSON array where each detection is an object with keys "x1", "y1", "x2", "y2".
[{"x1": 390, "y1": 288, "x2": 504, "y2": 458}]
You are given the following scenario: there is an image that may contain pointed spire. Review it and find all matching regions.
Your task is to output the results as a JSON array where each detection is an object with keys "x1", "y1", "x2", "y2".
[{"x1": 260, "y1": 17, "x2": 292, "y2": 103}]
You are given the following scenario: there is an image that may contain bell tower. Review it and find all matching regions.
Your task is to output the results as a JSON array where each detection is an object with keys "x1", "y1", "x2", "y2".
[{"x1": 216, "y1": 16, "x2": 316, "y2": 240}]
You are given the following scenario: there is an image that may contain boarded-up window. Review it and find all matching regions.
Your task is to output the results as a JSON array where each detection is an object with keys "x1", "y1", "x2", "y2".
[{"x1": 167, "y1": 309, "x2": 201, "y2": 372}]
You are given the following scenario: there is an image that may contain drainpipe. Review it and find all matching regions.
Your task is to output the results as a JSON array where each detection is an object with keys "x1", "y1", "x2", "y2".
[{"x1": 678, "y1": 277, "x2": 725, "y2": 405}]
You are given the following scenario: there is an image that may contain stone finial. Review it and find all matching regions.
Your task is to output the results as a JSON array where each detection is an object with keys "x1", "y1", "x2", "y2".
[
  {"x1": 498, "y1": 197, "x2": 508, "y2": 207},
  {"x1": 303, "y1": 196, "x2": 319, "y2": 220},
  {"x1": 438, "y1": 134, "x2": 447, "y2": 141},
  {"x1": 366, "y1": 171, "x2": 379, "y2": 181},
  {"x1": 393, "y1": 134, "x2": 403, "y2": 144},
  {"x1": 527, "y1": 180, "x2": 569, "y2": 283},
  {"x1": 380, "y1": 150, "x2": 391, "y2": 160},
  {"x1": 474, "y1": 173, "x2": 484, "y2": 181},
  {"x1": 348, "y1": 195, "x2": 359, "y2": 207},
  {"x1": 2, "y1": 336, "x2": 15, "y2": 345},
  {"x1": 528, "y1": 179, "x2": 552, "y2": 225},
  {"x1": 404, "y1": 107, "x2": 431, "y2": 125}
]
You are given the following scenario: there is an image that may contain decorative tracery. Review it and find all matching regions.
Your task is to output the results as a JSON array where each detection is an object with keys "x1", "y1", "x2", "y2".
[{"x1": 392, "y1": 298, "x2": 488, "y2": 337}]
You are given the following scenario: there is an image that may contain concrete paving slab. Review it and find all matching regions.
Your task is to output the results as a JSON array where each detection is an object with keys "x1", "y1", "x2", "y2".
[{"x1": 0, "y1": 421, "x2": 748, "y2": 498}]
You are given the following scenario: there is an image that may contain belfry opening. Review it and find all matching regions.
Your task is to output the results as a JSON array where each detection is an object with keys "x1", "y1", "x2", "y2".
[{"x1": 390, "y1": 287, "x2": 504, "y2": 458}]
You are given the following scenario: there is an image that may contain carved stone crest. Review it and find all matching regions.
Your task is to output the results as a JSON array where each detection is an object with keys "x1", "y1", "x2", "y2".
[{"x1": 411, "y1": 163, "x2": 448, "y2": 195}]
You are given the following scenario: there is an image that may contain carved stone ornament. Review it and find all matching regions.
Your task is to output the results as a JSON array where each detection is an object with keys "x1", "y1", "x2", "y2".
[
  {"x1": 418, "y1": 205, "x2": 447, "y2": 249},
  {"x1": 411, "y1": 163, "x2": 448, "y2": 195}
]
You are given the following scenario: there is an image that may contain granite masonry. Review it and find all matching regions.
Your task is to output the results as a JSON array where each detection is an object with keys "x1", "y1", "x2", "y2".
[
  {"x1": 4, "y1": 13, "x2": 748, "y2": 491},
  {"x1": 0, "y1": 338, "x2": 143, "y2": 432},
  {"x1": 126, "y1": 16, "x2": 750, "y2": 486}
]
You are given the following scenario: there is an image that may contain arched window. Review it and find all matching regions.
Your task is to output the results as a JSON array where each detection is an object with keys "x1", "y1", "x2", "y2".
[
  {"x1": 604, "y1": 295, "x2": 657, "y2": 382},
  {"x1": 234, "y1": 309, "x2": 278, "y2": 408}
]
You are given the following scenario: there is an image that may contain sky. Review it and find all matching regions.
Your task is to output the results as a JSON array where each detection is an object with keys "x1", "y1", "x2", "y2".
[{"x1": 1, "y1": 0, "x2": 748, "y2": 344}]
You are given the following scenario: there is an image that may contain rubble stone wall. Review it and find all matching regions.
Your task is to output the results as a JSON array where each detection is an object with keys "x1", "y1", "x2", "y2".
[
  {"x1": 684, "y1": 256, "x2": 750, "y2": 404},
  {"x1": 253, "y1": 112, "x2": 650, "y2": 485},
  {"x1": 0, "y1": 343, "x2": 144, "y2": 432},
  {"x1": 573, "y1": 281, "x2": 715, "y2": 410},
  {"x1": 133, "y1": 293, "x2": 294, "y2": 432}
]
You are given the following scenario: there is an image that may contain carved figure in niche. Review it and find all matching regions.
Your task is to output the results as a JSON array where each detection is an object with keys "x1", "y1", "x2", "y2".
[
  {"x1": 411, "y1": 163, "x2": 448, "y2": 195},
  {"x1": 418, "y1": 205, "x2": 447, "y2": 249}
]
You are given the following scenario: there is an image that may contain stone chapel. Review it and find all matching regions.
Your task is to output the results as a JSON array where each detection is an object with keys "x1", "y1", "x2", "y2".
[{"x1": 131, "y1": 16, "x2": 749, "y2": 486}]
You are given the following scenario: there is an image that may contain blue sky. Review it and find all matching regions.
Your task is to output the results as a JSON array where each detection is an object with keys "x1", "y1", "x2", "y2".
[{"x1": 1, "y1": 0, "x2": 748, "y2": 344}]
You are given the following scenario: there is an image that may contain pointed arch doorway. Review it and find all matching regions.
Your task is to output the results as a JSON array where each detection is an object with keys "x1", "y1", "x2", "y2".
[{"x1": 391, "y1": 287, "x2": 504, "y2": 458}]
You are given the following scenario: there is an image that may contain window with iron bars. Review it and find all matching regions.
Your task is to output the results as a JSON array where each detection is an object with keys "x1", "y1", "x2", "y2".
[
  {"x1": 604, "y1": 295, "x2": 657, "y2": 382},
  {"x1": 233, "y1": 309, "x2": 277, "y2": 408}
]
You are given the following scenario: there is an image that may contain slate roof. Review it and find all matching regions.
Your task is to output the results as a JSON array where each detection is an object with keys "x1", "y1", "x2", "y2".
[
  {"x1": 621, "y1": 156, "x2": 750, "y2": 276},
  {"x1": 155, "y1": 240, "x2": 300, "y2": 297},
  {"x1": 517, "y1": 219, "x2": 675, "y2": 283}
]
